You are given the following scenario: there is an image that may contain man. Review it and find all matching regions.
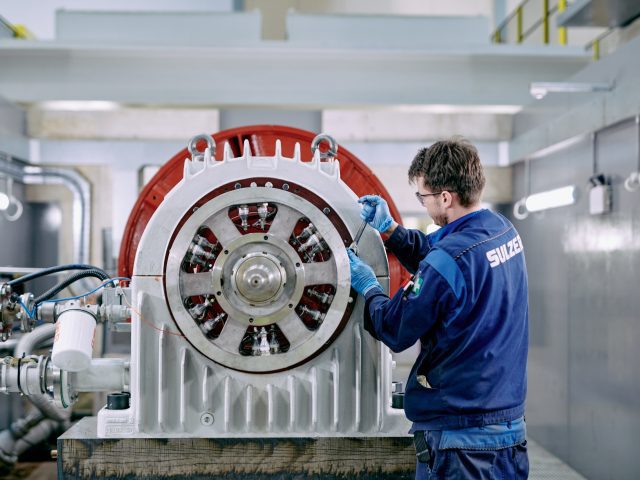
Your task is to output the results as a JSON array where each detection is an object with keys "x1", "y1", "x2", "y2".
[{"x1": 347, "y1": 137, "x2": 529, "y2": 479}]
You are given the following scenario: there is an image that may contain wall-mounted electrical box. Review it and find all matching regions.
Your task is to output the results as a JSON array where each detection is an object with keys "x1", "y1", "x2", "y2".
[{"x1": 588, "y1": 174, "x2": 612, "y2": 215}]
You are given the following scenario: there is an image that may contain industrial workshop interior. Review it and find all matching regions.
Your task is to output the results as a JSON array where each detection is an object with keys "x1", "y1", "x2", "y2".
[{"x1": 0, "y1": 1, "x2": 638, "y2": 479}]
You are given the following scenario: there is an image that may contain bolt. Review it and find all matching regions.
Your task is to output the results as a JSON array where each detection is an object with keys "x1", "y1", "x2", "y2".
[
  {"x1": 200, "y1": 412, "x2": 214, "y2": 426},
  {"x1": 234, "y1": 183, "x2": 242, "y2": 189},
  {"x1": 323, "y1": 207, "x2": 331, "y2": 215},
  {"x1": 282, "y1": 183, "x2": 289, "y2": 191}
]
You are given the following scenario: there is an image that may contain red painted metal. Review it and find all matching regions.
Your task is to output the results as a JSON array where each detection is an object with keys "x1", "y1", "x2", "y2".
[{"x1": 118, "y1": 125, "x2": 409, "y2": 292}]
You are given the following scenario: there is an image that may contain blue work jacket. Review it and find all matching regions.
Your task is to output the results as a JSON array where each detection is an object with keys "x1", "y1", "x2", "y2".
[{"x1": 364, "y1": 209, "x2": 528, "y2": 429}]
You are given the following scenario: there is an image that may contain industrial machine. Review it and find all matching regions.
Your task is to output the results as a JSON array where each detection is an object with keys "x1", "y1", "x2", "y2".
[{"x1": 0, "y1": 127, "x2": 410, "y2": 448}]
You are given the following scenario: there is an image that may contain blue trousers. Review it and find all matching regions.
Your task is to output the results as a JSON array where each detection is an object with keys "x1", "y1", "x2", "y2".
[{"x1": 414, "y1": 430, "x2": 529, "y2": 479}]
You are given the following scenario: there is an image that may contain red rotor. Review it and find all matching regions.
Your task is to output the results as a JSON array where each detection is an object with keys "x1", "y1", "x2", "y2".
[{"x1": 118, "y1": 125, "x2": 409, "y2": 292}]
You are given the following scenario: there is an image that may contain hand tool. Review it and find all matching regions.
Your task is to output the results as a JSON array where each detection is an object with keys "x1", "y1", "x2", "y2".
[{"x1": 348, "y1": 219, "x2": 368, "y2": 255}]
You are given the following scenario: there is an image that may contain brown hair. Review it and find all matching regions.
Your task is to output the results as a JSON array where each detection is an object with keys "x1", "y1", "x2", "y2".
[{"x1": 408, "y1": 136, "x2": 486, "y2": 207}]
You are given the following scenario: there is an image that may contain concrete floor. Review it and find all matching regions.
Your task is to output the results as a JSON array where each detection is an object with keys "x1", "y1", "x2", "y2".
[{"x1": 528, "y1": 439, "x2": 587, "y2": 480}]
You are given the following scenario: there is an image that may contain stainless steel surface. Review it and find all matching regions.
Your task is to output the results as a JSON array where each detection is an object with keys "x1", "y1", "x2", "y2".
[
  {"x1": 70, "y1": 358, "x2": 128, "y2": 393},
  {"x1": 122, "y1": 138, "x2": 406, "y2": 438},
  {"x1": 508, "y1": 119, "x2": 640, "y2": 479},
  {"x1": 233, "y1": 252, "x2": 285, "y2": 304},
  {"x1": 168, "y1": 188, "x2": 350, "y2": 373}
]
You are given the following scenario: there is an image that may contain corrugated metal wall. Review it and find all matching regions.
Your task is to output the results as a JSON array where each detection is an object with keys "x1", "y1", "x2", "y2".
[{"x1": 507, "y1": 119, "x2": 640, "y2": 480}]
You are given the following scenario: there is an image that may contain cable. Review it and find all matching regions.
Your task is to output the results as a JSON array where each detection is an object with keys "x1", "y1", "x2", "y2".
[
  {"x1": 40, "y1": 277, "x2": 131, "y2": 305},
  {"x1": 117, "y1": 285, "x2": 184, "y2": 337},
  {"x1": 17, "y1": 298, "x2": 34, "y2": 320},
  {"x1": 34, "y1": 269, "x2": 111, "y2": 304},
  {"x1": 6, "y1": 264, "x2": 109, "y2": 287},
  {"x1": 13, "y1": 278, "x2": 131, "y2": 321}
]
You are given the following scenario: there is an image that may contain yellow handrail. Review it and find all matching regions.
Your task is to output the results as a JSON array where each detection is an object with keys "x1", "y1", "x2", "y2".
[
  {"x1": 492, "y1": 0, "x2": 613, "y2": 61},
  {"x1": 0, "y1": 15, "x2": 35, "y2": 39},
  {"x1": 493, "y1": 0, "x2": 563, "y2": 45},
  {"x1": 558, "y1": 0, "x2": 568, "y2": 45},
  {"x1": 517, "y1": 6, "x2": 524, "y2": 43},
  {"x1": 543, "y1": 0, "x2": 549, "y2": 44},
  {"x1": 592, "y1": 39, "x2": 600, "y2": 61}
]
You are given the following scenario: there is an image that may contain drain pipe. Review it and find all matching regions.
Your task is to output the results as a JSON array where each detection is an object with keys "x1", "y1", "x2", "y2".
[{"x1": 0, "y1": 151, "x2": 92, "y2": 273}]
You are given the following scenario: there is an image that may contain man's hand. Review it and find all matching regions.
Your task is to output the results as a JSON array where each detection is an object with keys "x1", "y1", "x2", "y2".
[
  {"x1": 347, "y1": 249, "x2": 382, "y2": 295},
  {"x1": 358, "y1": 195, "x2": 396, "y2": 234}
]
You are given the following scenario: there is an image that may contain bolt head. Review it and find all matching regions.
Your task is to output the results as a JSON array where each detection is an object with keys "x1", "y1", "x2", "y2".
[{"x1": 200, "y1": 412, "x2": 214, "y2": 426}]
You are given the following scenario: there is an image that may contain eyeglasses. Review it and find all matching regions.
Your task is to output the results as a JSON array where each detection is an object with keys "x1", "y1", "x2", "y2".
[{"x1": 415, "y1": 191, "x2": 443, "y2": 206}]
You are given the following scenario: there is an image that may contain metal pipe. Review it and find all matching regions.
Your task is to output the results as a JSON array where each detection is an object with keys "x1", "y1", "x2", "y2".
[
  {"x1": 13, "y1": 325, "x2": 70, "y2": 423},
  {"x1": 14, "y1": 324, "x2": 56, "y2": 357},
  {"x1": 0, "y1": 411, "x2": 43, "y2": 465},
  {"x1": 13, "y1": 418, "x2": 60, "y2": 456},
  {"x1": 70, "y1": 358, "x2": 128, "y2": 392},
  {"x1": 0, "y1": 152, "x2": 91, "y2": 268},
  {"x1": 0, "y1": 339, "x2": 18, "y2": 353}
]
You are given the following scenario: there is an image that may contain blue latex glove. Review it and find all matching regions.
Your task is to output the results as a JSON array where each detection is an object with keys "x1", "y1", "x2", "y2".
[
  {"x1": 347, "y1": 249, "x2": 382, "y2": 295},
  {"x1": 358, "y1": 195, "x2": 394, "y2": 233}
]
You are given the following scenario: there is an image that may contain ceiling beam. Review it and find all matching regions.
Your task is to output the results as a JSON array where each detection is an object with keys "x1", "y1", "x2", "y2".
[{"x1": 0, "y1": 40, "x2": 588, "y2": 108}]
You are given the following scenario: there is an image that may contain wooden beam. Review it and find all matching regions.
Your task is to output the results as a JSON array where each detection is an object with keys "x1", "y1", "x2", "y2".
[{"x1": 58, "y1": 419, "x2": 415, "y2": 479}]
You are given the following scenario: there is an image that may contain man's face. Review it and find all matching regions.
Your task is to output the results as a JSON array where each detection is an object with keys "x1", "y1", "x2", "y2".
[{"x1": 416, "y1": 177, "x2": 448, "y2": 227}]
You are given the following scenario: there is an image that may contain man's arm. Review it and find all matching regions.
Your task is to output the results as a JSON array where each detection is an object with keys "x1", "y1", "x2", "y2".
[
  {"x1": 357, "y1": 194, "x2": 432, "y2": 274},
  {"x1": 384, "y1": 225, "x2": 432, "y2": 275},
  {"x1": 362, "y1": 263, "x2": 457, "y2": 352}
]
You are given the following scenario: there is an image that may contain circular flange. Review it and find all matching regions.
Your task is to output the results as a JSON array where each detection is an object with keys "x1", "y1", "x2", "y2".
[
  {"x1": 233, "y1": 252, "x2": 285, "y2": 304},
  {"x1": 165, "y1": 186, "x2": 351, "y2": 373},
  {"x1": 211, "y1": 233, "x2": 305, "y2": 326}
]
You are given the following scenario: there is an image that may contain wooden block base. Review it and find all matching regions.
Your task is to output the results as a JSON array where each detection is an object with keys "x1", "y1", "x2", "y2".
[{"x1": 58, "y1": 418, "x2": 416, "y2": 479}]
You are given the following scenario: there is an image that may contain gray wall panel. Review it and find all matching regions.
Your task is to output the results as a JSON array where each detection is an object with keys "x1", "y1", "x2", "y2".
[
  {"x1": 508, "y1": 120, "x2": 640, "y2": 479},
  {"x1": 566, "y1": 121, "x2": 640, "y2": 480},
  {"x1": 219, "y1": 108, "x2": 321, "y2": 133}
]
